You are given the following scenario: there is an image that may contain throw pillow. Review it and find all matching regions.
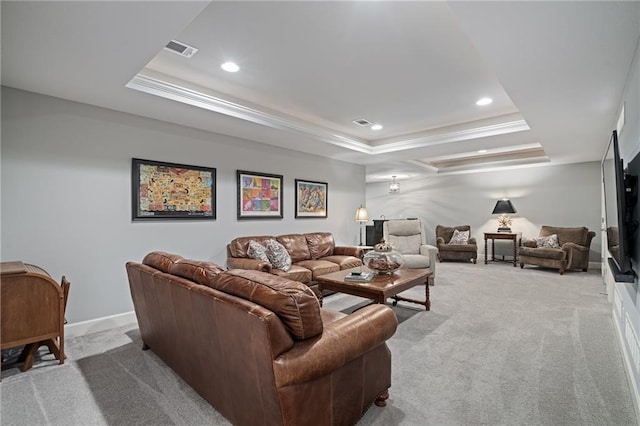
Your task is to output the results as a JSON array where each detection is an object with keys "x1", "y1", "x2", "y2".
[
  {"x1": 535, "y1": 234, "x2": 561, "y2": 249},
  {"x1": 448, "y1": 229, "x2": 470, "y2": 245},
  {"x1": 266, "y1": 239, "x2": 292, "y2": 272},
  {"x1": 247, "y1": 240, "x2": 271, "y2": 264}
]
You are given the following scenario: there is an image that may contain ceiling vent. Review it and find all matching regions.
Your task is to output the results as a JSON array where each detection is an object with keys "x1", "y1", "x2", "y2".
[
  {"x1": 164, "y1": 40, "x2": 198, "y2": 58},
  {"x1": 353, "y1": 119, "x2": 372, "y2": 127}
]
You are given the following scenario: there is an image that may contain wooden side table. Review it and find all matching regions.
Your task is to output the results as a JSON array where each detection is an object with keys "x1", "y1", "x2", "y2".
[{"x1": 484, "y1": 232, "x2": 521, "y2": 267}]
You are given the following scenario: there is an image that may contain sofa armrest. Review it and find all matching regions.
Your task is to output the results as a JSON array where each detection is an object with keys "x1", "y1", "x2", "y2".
[
  {"x1": 226, "y1": 257, "x2": 271, "y2": 273},
  {"x1": 436, "y1": 237, "x2": 446, "y2": 246},
  {"x1": 273, "y1": 304, "x2": 397, "y2": 387},
  {"x1": 419, "y1": 244, "x2": 438, "y2": 273},
  {"x1": 468, "y1": 237, "x2": 477, "y2": 245},
  {"x1": 522, "y1": 239, "x2": 537, "y2": 248},
  {"x1": 333, "y1": 246, "x2": 363, "y2": 258},
  {"x1": 563, "y1": 242, "x2": 588, "y2": 251}
]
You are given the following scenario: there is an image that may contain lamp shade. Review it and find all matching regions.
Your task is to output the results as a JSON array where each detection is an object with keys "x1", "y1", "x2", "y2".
[
  {"x1": 492, "y1": 199, "x2": 517, "y2": 214},
  {"x1": 355, "y1": 205, "x2": 369, "y2": 222}
]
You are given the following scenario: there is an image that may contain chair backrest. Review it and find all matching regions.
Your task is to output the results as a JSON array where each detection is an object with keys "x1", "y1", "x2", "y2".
[{"x1": 383, "y1": 219, "x2": 426, "y2": 254}]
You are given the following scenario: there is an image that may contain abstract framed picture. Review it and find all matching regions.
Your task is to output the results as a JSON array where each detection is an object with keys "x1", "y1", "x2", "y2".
[
  {"x1": 131, "y1": 158, "x2": 216, "y2": 221},
  {"x1": 295, "y1": 179, "x2": 328, "y2": 218},
  {"x1": 237, "y1": 170, "x2": 283, "y2": 220}
]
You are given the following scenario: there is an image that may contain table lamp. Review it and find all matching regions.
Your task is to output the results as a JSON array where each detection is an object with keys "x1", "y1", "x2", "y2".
[{"x1": 492, "y1": 199, "x2": 516, "y2": 232}]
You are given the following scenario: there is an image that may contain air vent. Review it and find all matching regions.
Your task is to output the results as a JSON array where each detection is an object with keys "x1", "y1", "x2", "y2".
[
  {"x1": 353, "y1": 119, "x2": 372, "y2": 127},
  {"x1": 164, "y1": 40, "x2": 198, "y2": 58}
]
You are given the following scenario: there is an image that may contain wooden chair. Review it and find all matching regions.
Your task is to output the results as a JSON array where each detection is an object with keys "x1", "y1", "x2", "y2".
[{"x1": 1, "y1": 261, "x2": 70, "y2": 372}]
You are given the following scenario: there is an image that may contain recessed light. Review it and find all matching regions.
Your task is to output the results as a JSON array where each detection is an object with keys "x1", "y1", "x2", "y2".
[
  {"x1": 476, "y1": 97, "x2": 493, "y2": 106},
  {"x1": 371, "y1": 124, "x2": 383, "y2": 131},
  {"x1": 221, "y1": 62, "x2": 240, "y2": 73}
]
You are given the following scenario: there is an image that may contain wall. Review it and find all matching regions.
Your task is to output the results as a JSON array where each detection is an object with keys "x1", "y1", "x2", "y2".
[
  {"x1": 365, "y1": 162, "x2": 602, "y2": 260},
  {"x1": 1, "y1": 87, "x2": 366, "y2": 325},
  {"x1": 606, "y1": 33, "x2": 640, "y2": 413}
]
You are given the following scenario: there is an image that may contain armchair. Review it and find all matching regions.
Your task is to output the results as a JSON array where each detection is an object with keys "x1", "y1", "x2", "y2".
[
  {"x1": 382, "y1": 219, "x2": 437, "y2": 282},
  {"x1": 1, "y1": 261, "x2": 70, "y2": 372},
  {"x1": 435, "y1": 225, "x2": 478, "y2": 263},
  {"x1": 519, "y1": 226, "x2": 596, "y2": 274}
]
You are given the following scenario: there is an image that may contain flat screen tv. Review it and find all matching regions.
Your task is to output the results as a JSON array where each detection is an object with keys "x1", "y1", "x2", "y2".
[{"x1": 602, "y1": 130, "x2": 637, "y2": 282}]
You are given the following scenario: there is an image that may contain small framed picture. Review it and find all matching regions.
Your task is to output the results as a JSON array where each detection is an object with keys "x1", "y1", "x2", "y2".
[
  {"x1": 295, "y1": 179, "x2": 328, "y2": 218},
  {"x1": 132, "y1": 158, "x2": 215, "y2": 221},
  {"x1": 237, "y1": 170, "x2": 283, "y2": 220}
]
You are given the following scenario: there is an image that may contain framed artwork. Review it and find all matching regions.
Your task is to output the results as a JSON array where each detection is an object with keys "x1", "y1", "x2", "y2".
[
  {"x1": 131, "y1": 158, "x2": 216, "y2": 220},
  {"x1": 237, "y1": 170, "x2": 283, "y2": 219},
  {"x1": 295, "y1": 179, "x2": 328, "y2": 218}
]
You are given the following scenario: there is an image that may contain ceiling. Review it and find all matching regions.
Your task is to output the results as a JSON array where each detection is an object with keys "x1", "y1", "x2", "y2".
[{"x1": 2, "y1": 1, "x2": 639, "y2": 183}]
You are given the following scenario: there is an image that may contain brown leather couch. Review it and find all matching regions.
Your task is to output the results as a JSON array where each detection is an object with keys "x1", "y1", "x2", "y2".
[
  {"x1": 519, "y1": 226, "x2": 596, "y2": 274},
  {"x1": 126, "y1": 251, "x2": 397, "y2": 426},
  {"x1": 227, "y1": 232, "x2": 363, "y2": 298}
]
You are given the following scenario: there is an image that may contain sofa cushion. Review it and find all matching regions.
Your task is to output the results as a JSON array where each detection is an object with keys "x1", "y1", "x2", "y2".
[
  {"x1": 295, "y1": 260, "x2": 340, "y2": 279},
  {"x1": 535, "y1": 234, "x2": 560, "y2": 249},
  {"x1": 321, "y1": 255, "x2": 362, "y2": 270},
  {"x1": 276, "y1": 234, "x2": 312, "y2": 262},
  {"x1": 229, "y1": 236, "x2": 273, "y2": 258},
  {"x1": 168, "y1": 259, "x2": 225, "y2": 288},
  {"x1": 142, "y1": 251, "x2": 184, "y2": 273},
  {"x1": 247, "y1": 240, "x2": 271, "y2": 264},
  {"x1": 305, "y1": 232, "x2": 335, "y2": 259},
  {"x1": 271, "y1": 265, "x2": 313, "y2": 283},
  {"x1": 520, "y1": 246, "x2": 566, "y2": 261},
  {"x1": 448, "y1": 229, "x2": 470, "y2": 245},
  {"x1": 389, "y1": 234, "x2": 422, "y2": 254},
  {"x1": 266, "y1": 239, "x2": 292, "y2": 271},
  {"x1": 214, "y1": 270, "x2": 322, "y2": 340}
]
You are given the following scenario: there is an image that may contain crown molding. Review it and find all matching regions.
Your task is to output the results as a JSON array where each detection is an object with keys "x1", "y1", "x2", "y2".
[{"x1": 126, "y1": 72, "x2": 531, "y2": 157}]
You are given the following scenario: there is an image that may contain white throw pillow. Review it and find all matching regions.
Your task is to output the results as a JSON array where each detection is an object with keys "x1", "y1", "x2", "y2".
[
  {"x1": 266, "y1": 239, "x2": 292, "y2": 271},
  {"x1": 448, "y1": 229, "x2": 470, "y2": 245},
  {"x1": 535, "y1": 234, "x2": 560, "y2": 249},
  {"x1": 247, "y1": 240, "x2": 271, "y2": 264}
]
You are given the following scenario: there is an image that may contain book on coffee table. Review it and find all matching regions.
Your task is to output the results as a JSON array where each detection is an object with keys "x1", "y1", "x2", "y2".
[{"x1": 344, "y1": 271, "x2": 374, "y2": 282}]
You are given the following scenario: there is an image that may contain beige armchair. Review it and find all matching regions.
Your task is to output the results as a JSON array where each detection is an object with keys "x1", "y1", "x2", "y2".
[
  {"x1": 435, "y1": 225, "x2": 478, "y2": 263},
  {"x1": 519, "y1": 226, "x2": 596, "y2": 274},
  {"x1": 382, "y1": 219, "x2": 438, "y2": 282}
]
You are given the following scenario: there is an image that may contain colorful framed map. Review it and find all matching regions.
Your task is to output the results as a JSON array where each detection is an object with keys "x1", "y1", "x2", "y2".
[
  {"x1": 132, "y1": 158, "x2": 216, "y2": 220},
  {"x1": 237, "y1": 170, "x2": 283, "y2": 220},
  {"x1": 295, "y1": 179, "x2": 328, "y2": 218}
]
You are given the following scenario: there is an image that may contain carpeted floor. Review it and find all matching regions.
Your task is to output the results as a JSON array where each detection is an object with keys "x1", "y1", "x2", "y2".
[{"x1": 1, "y1": 262, "x2": 637, "y2": 425}]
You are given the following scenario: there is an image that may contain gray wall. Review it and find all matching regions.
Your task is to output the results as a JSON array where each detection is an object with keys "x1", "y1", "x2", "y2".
[
  {"x1": 607, "y1": 34, "x2": 640, "y2": 408},
  {"x1": 365, "y1": 162, "x2": 602, "y2": 260},
  {"x1": 1, "y1": 87, "x2": 366, "y2": 324}
]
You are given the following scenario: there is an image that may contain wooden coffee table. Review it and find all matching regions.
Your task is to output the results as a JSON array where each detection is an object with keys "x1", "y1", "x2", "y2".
[{"x1": 317, "y1": 267, "x2": 432, "y2": 310}]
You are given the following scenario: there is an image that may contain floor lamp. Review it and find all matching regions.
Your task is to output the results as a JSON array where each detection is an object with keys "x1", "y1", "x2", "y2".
[{"x1": 355, "y1": 205, "x2": 369, "y2": 246}]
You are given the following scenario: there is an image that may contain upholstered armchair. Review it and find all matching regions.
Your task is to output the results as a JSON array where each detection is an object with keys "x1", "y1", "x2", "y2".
[
  {"x1": 382, "y1": 219, "x2": 438, "y2": 281},
  {"x1": 519, "y1": 226, "x2": 596, "y2": 275},
  {"x1": 435, "y1": 225, "x2": 478, "y2": 263}
]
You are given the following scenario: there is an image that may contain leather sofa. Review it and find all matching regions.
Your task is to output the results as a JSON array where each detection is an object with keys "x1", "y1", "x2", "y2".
[
  {"x1": 227, "y1": 232, "x2": 363, "y2": 298},
  {"x1": 519, "y1": 226, "x2": 596, "y2": 274},
  {"x1": 126, "y1": 251, "x2": 397, "y2": 426}
]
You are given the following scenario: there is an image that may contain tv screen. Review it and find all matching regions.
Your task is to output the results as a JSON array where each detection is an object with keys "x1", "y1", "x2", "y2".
[{"x1": 602, "y1": 130, "x2": 635, "y2": 282}]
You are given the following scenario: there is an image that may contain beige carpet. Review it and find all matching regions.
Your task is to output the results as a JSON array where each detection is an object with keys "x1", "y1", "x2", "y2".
[{"x1": 1, "y1": 261, "x2": 636, "y2": 425}]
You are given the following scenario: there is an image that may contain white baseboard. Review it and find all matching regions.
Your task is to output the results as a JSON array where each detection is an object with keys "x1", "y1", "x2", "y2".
[
  {"x1": 65, "y1": 311, "x2": 138, "y2": 339},
  {"x1": 612, "y1": 311, "x2": 640, "y2": 425}
]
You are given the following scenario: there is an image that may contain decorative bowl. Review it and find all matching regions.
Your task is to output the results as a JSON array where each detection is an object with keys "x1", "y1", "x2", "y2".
[{"x1": 363, "y1": 239, "x2": 405, "y2": 275}]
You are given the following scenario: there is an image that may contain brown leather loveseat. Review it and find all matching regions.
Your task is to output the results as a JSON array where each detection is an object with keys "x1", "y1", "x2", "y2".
[
  {"x1": 227, "y1": 232, "x2": 363, "y2": 298},
  {"x1": 126, "y1": 251, "x2": 397, "y2": 426}
]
